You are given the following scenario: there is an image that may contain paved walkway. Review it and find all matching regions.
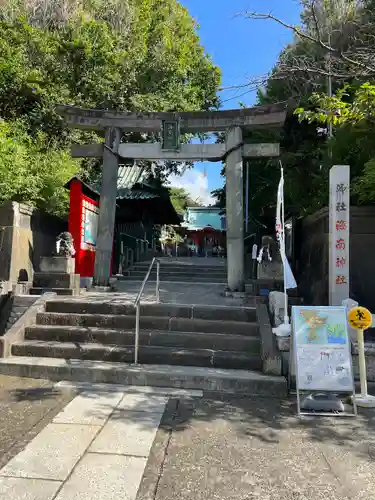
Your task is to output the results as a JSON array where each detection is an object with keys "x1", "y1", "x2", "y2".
[
  {"x1": 152, "y1": 396, "x2": 375, "y2": 500},
  {"x1": 78, "y1": 281, "x2": 248, "y2": 307},
  {"x1": 147, "y1": 257, "x2": 226, "y2": 267},
  {"x1": 1, "y1": 379, "x2": 375, "y2": 499},
  {"x1": 0, "y1": 381, "x2": 202, "y2": 500}
]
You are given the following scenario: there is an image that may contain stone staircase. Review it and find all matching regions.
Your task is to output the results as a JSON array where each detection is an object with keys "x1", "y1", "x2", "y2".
[
  {"x1": 119, "y1": 261, "x2": 227, "y2": 283},
  {"x1": 5, "y1": 295, "x2": 38, "y2": 331},
  {"x1": 0, "y1": 297, "x2": 287, "y2": 395},
  {"x1": 13, "y1": 301, "x2": 260, "y2": 369}
]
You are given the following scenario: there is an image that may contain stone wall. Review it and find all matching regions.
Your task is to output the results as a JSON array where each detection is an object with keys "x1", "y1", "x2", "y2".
[
  {"x1": 0, "y1": 202, "x2": 66, "y2": 285},
  {"x1": 296, "y1": 206, "x2": 375, "y2": 311}
]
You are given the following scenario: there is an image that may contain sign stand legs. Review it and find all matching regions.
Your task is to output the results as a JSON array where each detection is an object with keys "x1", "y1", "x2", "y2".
[{"x1": 354, "y1": 328, "x2": 375, "y2": 407}]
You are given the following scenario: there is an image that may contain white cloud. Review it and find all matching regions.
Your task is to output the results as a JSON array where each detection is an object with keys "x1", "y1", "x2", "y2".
[{"x1": 169, "y1": 169, "x2": 215, "y2": 206}]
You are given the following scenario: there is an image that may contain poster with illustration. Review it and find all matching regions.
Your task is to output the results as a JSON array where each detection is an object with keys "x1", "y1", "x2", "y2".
[
  {"x1": 81, "y1": 199, "x2": 99, "y2": 250},
  {"x1": 291, "y1": 306, "x2": 354, "y2": 392}
]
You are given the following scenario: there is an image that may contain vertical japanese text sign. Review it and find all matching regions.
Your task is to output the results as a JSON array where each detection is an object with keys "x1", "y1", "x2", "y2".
[{"x1": 329, "y1": 165, "x2": 350, "y2": 306}]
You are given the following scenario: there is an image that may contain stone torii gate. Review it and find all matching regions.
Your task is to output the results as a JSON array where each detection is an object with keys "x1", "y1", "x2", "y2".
[{"x1": 57, "y1": 104, "x2": 286, "y2": 291}]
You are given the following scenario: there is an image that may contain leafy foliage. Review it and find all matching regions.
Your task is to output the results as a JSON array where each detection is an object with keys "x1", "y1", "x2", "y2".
[
  {"x1": 0, "y1": 0, "x2": 221, "y2": 215},
  {"x1": 296, "y1": 83, "x2": 375, "y2": 126},
  {"x1": 0, "y1": 119, "x2": 78, "y2": 214},
  {"x1": 296, "y1": 82, "x2": 375, "y2": 203},
  {"x1": 169, "y1": 187, "x2": 201, "y2": 214}
]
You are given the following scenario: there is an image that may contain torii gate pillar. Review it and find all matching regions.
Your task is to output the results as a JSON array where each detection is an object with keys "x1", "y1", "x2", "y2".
[
  {"x1": 225, "y1": 126, "x2": 245, "y2": 292},
  {"x1": 93, "y1": 127, "x2": 120, "y2": 287}
]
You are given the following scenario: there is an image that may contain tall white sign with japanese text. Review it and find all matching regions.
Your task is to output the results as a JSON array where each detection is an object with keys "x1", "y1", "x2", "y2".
[{"x1": 329, "y1": 165, "x2": 350, "y2": 306}]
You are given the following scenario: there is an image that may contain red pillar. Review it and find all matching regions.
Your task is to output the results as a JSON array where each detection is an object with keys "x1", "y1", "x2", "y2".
[{"x1": 69, "y1": 179, "x2": 83, "y2": 274}]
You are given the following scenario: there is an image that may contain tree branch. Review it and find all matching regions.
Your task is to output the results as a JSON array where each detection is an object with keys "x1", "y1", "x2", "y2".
[
  {"x1": 240, "y1": 10, "x2": 333, "y2": 52},
  {"x1": 240, "y1": 4, "x2": 375, "y2": 76},
  {"x1": 310, "y1": 0, "x2": 323, "y2": 43}
]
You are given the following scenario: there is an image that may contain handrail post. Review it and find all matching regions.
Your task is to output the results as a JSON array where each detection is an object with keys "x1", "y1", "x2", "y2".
[
  {"x1": 133, "y1": 257, "x2": 160, "y2": 364},
  {"x1": 156, "y1": 259, "x2": 160, "y2": 303},
  {"x1": 135, "y1": 302, "x2": 140, "y2": 365}
]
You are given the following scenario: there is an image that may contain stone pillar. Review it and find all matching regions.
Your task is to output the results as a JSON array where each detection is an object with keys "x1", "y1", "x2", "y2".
[
  {"x1": 329, "y1": 165, "x2": 350, "y2": 305},
  {"x1": 225, "y1": 126, "x2": 245, "y2": 291},
  {"x1": 93, "y1": 127, "x2": 120, "y2": 287}
]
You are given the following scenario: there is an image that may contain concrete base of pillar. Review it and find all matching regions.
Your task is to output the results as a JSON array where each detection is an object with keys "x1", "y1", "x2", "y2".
[
  {"x1": 31, "y1": 271, "x2": 80, "y2": 296},
  {"x1": 89, "y1": 286, "x2": 113, "y2": 293},
  {"x1": 40, "y1": 257, "x2": 75, "y2": 274}
]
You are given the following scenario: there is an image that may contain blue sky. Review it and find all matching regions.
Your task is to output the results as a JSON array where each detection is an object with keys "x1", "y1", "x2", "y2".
[{"x1": 170, "y1": 0, "x2": 302, "y2": 204}]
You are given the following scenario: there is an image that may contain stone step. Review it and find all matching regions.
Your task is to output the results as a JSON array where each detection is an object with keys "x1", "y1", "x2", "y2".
[
  {"x1": 118, "y1": 275, "x2": 227, "y2": 283},
  {"x1": 33, "y1": 272, "x2": 80, "y2": 289},
  {"x1": 36, "y1": 312, "x2": 258, "y2": 336},
  {"x1": 30, "y1": 287, "x2": 75, "y2": 296},
  {"x1": 45, "y1": 301, "x2": 257, "y2": 323},
  {"x1": 132, "y1": 258, "x2": 227, "y2": 271},
  {"x1": 125, "y1": 269, "x2": 227, "y2": 276},
  {"x1": 11, "y1": 341, "x2": 262, "y2": 370},
  {"x1": 12, "y1": 295, "x2": 38, "y2": 305},
  {"x1": 125, "y1": 273, "x2": 227, "y2": 281},
  {"x1": 25, "y1": 325, "x2": 260, "y2": 352},
  {"x1": 9, "y1": 309, "x2": 27, "y2": 318},
  {"x1": 11, "y1": 306, "x2": 32, "y2": 314},
  {"x1": 0, "y1": 357, "x2": 287, "y2": 396},
  {"x1": 125, "y1": 274, "x2": 227, "y2": 282}
]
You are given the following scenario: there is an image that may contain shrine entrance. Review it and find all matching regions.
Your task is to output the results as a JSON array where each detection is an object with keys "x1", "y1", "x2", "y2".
[{"x1": 58, "y1": 104, "x2": 286, "y2": 291}]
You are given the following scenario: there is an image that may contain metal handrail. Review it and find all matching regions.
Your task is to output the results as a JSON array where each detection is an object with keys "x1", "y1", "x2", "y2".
[
  {"x1": 133, "y1": 257, "x2": 160, "y2": 364},
  {"x1": 120, "y1": 232, "x2": 149, "y2": 243}
]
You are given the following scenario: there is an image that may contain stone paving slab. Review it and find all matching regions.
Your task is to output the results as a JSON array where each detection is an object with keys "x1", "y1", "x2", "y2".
[
  {"x1": 75, "y1": 281, "x2": 246, "y2": 307},
  {"x1": 53, "y1": 390, "x2": 123, "y2": 425},
  {"x1": 0, "y1": 423, "x2": 100, "y2": 481},
  {"x1": 55, "y1": 453, "x2": 147, "y2": 500},
  {"x1": 0, "y1": 476, "x2": 62, "y2": 500},
  {"x1": 89, "y1": 411, "x2": 162, "y2": 457},
  {"x1": 55, "y1": 381, "x2": 203, "y2": 398},
  {"x1": 114, "y1": 282, "x2": 244, "y2": 307},
  {"x1": 117, "y1": 393, "x2": 168, "y2": 414}
]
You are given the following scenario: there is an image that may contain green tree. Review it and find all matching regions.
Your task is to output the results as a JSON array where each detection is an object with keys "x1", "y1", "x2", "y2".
[
  {"x1": 212, "y1": 0, "x2": 375, "y2": 218},
  {"x1": 0, "y1": 119, "x2": 78, "y2": 214},
  {"x1": 169, "y1": 187, "x2": 201, "y2": 214},
  {"x1": 0, "y1": 0, "x2": 221, "y2": 215},
  {"x1": 296, "y1": 82, "x2": 375, "y2": 203}
]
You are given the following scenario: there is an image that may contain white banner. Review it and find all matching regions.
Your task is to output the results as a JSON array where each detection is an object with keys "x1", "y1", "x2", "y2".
[{"x1": 276, "y1": 169, "x2": 297, "y2": 290}]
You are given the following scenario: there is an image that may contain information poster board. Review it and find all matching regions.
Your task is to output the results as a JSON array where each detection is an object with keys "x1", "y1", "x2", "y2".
[
  {"x1": 291, "y1": 306, "x2": 355, "y2": 394},
  {"x1": 82, "y1": 198, "x2": 99, "y2": 250}
]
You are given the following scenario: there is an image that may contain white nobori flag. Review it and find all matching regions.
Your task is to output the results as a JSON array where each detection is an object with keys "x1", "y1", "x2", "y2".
[{"x1": 276, "y1": 167, "x2": 297, "y2": 290}]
